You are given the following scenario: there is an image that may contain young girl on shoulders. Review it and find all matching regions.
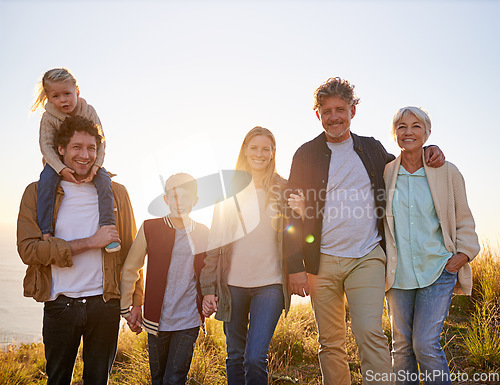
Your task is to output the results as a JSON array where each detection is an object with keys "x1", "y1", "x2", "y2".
[{"x1": 31, "y1": 68, "x2": 119, "y2": 252}]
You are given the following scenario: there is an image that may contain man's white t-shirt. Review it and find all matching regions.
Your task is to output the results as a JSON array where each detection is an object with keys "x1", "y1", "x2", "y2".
[
  {"x1": 320, "y1": 137, "x2": 381, "y2": 258},
  {"x1": 49, "y1": 181, "x2": 103, "y2": 300}
]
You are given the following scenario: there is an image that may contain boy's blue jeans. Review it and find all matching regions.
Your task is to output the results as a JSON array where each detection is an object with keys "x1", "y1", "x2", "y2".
[
  {"x1": 42, "y1": 295, "x2": 120, "y2": 385},
  {"x1": 386, "y1": 268, "x2": 457, "y2": 385},
  {"x1": 147, "y1": 327, "x2": 200, "y2": 385},
  {"x1": 224, "y1": 284, "x2": 284, "y2": 385},
  {"x1": 37, "y1": 164, "x2": 115, "y2": 234}
]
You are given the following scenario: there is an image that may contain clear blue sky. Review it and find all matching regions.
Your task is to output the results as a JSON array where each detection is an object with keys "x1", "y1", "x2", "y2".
[{"x1": 1, "y1": 0, "x2": 499, "y2": 242}]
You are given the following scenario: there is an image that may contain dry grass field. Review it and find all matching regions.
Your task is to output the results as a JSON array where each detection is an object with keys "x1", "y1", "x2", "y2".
[{"x1": 1, "y1": 241, "x2": 498, "y2": 385}]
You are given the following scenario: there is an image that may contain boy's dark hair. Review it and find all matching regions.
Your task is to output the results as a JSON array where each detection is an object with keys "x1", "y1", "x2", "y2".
[{"x1": 54, "y1": 115, "x2": 103, "y2": 150}]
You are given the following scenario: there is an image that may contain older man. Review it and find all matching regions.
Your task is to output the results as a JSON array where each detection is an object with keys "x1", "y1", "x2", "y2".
[
  {"x1": 17, "y1": 115, "x2": 143, "y2": 385},
  {"x1": 285, "y1": 77, "x2": 444, "y2": 385}
]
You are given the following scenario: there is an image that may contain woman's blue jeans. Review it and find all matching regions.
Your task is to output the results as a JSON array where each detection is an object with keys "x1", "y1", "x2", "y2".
[
  {"x1": 386, "y1": 268, "x2": 457, "y2": 385},
  {"x1": 224, "y1": 284, "x2": 284, "y2": 385}
]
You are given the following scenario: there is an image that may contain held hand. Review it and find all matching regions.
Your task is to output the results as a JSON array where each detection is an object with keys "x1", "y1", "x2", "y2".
[
  {"x1": 125, "y1": 306, "x2": 143, "y2": 334},
  {"x1": 288, "y1": 190, "x2": 306, "y2": 220},
  {"x1": 89, "y1": 225, "x2": 120, "y2": 249},
  {"x1": 288, "y1": 271, "x2": 310, "y2": 297},
  {"x1": 60, "y1": 167, "x2": 79, "y2": 184},
  {"x1": 80, "y1": 165, "x2": 99, "y2": 183},
  {"x1": 445, "y1": 252, "x2": 469, "y2": 273},
  {"x1": 202, "y1": 295, "x2": 218, "y2": 317},
  {"x1": 424, "y1": 146, "x2": 445, "y2": 168}
]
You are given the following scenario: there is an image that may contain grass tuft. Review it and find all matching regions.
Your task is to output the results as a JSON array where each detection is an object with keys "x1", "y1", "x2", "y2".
[{"x1": 460, "y1": 301, "x2": 500, "y2": 371}]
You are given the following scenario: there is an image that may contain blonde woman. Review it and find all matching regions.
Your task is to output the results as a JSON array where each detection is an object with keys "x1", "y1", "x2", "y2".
[
  {"x1": 200, "y1": 126, "x2": 290, "y2": 385},
  {"x1": 384, "y1": 107, "x2": 480, "y2": 385}
]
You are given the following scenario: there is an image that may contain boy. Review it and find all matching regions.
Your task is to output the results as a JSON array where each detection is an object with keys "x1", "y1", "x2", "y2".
[{"x1": 120, "y1": 173, "x2": 209, "y2": 385}]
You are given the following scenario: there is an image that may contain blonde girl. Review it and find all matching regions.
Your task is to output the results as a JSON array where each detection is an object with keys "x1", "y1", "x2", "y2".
[{"x1": 32, "y1": 68, "x2": 119, "y2": 252}]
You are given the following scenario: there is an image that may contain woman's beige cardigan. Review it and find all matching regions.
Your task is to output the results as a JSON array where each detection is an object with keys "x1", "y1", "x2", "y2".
[{"x1": 384, "y1": 155, "x2": 480, "y2": 295}]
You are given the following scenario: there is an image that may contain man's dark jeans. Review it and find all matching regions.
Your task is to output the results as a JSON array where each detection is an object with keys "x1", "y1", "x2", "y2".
[
  {"x1": 147, "y1": 327, "x2": 200, "y2": 385},
  {"x1": 42, "y1": 295, "x2": 120, "y2": 385}
]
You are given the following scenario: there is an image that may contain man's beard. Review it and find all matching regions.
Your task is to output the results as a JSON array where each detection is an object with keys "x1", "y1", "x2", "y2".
[{"x1": 325, "y1": 126, "x2": 350, "y2": 140}]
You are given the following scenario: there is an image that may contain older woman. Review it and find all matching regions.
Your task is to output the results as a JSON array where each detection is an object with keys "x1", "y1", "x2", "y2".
[{"x1": 384, "y1": 106, "x2": 480, "y2": 385}]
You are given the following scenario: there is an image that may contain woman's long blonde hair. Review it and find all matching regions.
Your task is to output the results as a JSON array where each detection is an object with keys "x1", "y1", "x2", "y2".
[
  {"x1": 31, "y1": 68, "x2": 79, "y2": 112},
  {"x1": 235, "y1": 126, "x2": 285, "y2": 208},
  {"x1": 235, "y1": 126, "x2": 277, "y2": 191}
]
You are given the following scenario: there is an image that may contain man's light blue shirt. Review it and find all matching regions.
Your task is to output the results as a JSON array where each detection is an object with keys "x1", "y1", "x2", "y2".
[{"x1": 392, "y1": 166, "x2": 453, "y2": 289}]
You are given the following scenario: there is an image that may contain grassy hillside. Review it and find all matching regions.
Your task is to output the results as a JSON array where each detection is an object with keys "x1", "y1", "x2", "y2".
[{"x1": 1, "y1": 242, "x2": 499, "y2": 385}]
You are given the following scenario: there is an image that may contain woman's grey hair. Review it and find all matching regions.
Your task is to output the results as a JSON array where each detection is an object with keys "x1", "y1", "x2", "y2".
[{"x1": 392, "y1": 106, "x2": 431, "y2": 141}]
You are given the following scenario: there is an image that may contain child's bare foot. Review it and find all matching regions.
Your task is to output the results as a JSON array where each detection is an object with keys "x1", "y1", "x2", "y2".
[{"x1": 42, "y1": 233, "x2": 52, "y2": 241}]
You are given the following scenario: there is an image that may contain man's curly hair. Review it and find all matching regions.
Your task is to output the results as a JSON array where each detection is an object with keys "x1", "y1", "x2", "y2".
[
  {"x1": 313, "y1": 77, "x2": 360, "y2": 110},
  {"x1": 54, "y1": 115, "x2": 103, "y2": 150}
]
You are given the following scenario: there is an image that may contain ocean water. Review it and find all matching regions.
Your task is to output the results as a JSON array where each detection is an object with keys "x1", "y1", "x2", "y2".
[{"x1": 0, "y1": 226, "x2": 43, "y2": 348}]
